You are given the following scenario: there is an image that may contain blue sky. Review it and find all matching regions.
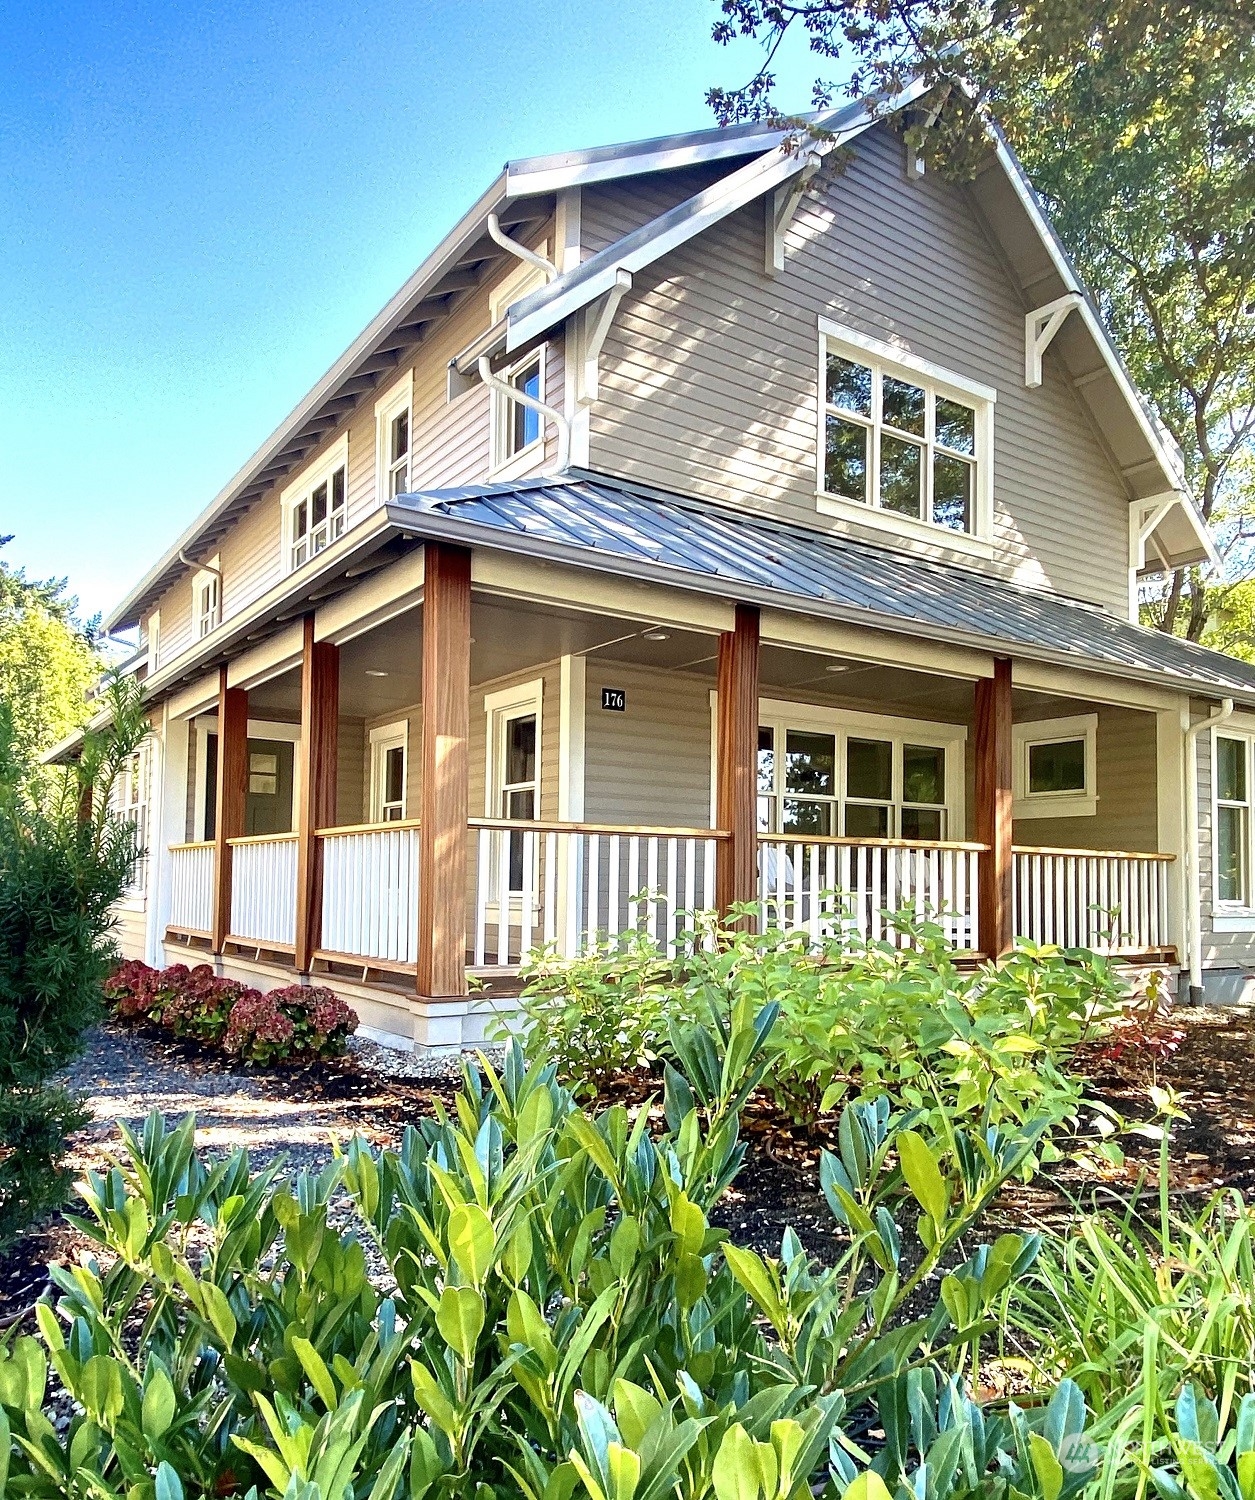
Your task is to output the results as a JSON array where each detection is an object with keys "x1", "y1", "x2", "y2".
[{"x1": 0, "y1": 0, "x2": 820, "y2": 627}]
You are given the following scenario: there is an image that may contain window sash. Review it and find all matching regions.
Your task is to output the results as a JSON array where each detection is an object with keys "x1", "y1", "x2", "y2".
[
  {"x1": 1217, "y1": 735, "x2": 1253, "y2": 907},
  {"x1": 289, "y1": 464, "x2": 346, "y2": 569},
  {"x1": 822, "y1": 345, "x2": 979, "y2": 534}
]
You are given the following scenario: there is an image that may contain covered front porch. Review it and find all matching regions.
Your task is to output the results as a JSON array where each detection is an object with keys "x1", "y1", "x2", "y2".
[{"x1": 153, "y1": 541, "x2": 1181, "y2": 1046}]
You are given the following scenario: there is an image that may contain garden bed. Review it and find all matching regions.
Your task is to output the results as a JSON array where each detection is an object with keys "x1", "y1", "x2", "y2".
[{"x1": 1, "y1": 1000, "x2": 1252, "y2": 1319}]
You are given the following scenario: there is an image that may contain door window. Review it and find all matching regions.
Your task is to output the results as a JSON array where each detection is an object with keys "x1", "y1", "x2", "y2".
[{"x1": 500, "y1": 712, "x2": 538, "y2": 891}]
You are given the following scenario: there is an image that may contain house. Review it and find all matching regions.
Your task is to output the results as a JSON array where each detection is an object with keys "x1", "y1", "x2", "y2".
[{"x1": 72, "y1": 84, "x2": 1255, "y2": 1049}]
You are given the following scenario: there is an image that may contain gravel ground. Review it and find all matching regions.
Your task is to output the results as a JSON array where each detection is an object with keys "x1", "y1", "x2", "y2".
[{"x1": 57, "y1": 1023, "x2": 498, "y2": 1183}]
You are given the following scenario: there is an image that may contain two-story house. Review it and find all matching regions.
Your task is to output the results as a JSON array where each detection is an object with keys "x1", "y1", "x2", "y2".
[{"x1": 70, "y1": 83, "x2": 1255, "y2": 1049}]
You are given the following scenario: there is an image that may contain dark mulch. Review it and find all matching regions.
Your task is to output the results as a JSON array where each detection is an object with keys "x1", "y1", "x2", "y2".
[{"x1": 4, "y1": 1003, "x2": 1255, "y2": 1320}]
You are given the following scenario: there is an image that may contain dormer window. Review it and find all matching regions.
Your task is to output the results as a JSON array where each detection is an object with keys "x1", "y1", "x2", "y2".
[
  {"x1": 282, "y1": 435, "x2": 348, "y2": 573},
  {"x1": 817, "y1": 320, "x2": 995, "y2": 548},
  {"x1": 375, "y1": 370, "x2": 414, "y2": 502},
  {"x1": 193, "y1": 563, "x2": 220, "y2": 638}
]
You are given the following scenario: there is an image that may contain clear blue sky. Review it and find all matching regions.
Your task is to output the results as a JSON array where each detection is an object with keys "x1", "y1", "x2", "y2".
[{"x1": 0, "y1": 0, "x2": 820, "y2": 628}]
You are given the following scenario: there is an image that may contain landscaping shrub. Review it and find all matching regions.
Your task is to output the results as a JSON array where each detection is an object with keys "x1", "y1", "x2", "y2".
[
  {"x1": 104, "y1": 960, "x2": 358, "y2": 1064},
  {"x1": 0, "y1": 1009, "x2": 1099, "y2": 1500},
  {"x1": 513, "y1": 907, "x2": 1126, "y2": 1135},
  {"x1": 0, "y1": 673, "x2": 147, "y2": 1244}
]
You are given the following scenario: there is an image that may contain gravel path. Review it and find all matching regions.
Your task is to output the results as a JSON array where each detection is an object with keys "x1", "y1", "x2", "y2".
[{"x1": 57, "y1": 1023, "x2": 487, "y2": 1183}]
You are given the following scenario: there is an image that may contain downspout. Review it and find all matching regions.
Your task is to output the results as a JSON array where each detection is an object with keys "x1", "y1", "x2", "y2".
[
  {"x1": 1185, "y1": 697, "x2": 1235, "y2": 1000},
  {"x1": 478, "y1": 354, "x2": 571, "y2": 474},
  {"x1": 486, "y1": 213, "x2": 558, "y2": 280}
]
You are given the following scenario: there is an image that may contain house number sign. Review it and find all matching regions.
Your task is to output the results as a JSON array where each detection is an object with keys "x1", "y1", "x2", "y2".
[{"x1": 601, "y1": 687, "x2": 627, "y2": 712}]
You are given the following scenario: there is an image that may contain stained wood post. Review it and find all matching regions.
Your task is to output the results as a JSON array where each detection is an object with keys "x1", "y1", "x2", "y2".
[
  {"x1": 212, "y1": 667, "x2": 249, "y2": 954},
  {"x1": 417, "y1": 543, "x2": 472, "y2": 999},
  {"x1": 715, "y1": 603, "x2": 761, "y2": 923},
  {"x1": 975, "y1": 656, "x2": 1013, "y2": 957},
  {"x1": 295, "y1": 616, "x2": 340, "y2": 973}
]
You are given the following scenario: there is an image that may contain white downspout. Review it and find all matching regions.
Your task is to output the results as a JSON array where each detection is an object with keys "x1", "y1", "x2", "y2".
[
  {"x1": 478, "y1": 355, "x2": 571, "y2": 474},
  {"x1": 487, "y1": 214, "x2": 558, "y2": 280},
  {"x1": 1185, "y1": 697, "x2": 1235, "y2": 999}
]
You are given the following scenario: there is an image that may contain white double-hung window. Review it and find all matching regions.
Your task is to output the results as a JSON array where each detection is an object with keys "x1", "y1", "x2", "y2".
[
  {"x1": 283, "y1": 435, "x2": 348, "y2": 572},
  {"x1": 1216, "y1": 733, "x2": 1253, "y2": 909},
  {"x1": 193, "y1": 562, "x2": 220, "y2": 638},
  {"x1": 818, "y1": 320, "x2": 995, "y2": 546},
  {"x1": 375, "y1": 370, "x2": 414, "y2": 501}
]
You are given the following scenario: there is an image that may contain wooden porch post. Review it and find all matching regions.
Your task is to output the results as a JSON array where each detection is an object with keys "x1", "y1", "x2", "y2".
[
  {"x1": 974, "y1": 656, "x2": 1013, "y2": 957},
  {"x1": 417, "y1": 543, "x2": 472, "y2": 999},
  {"x1": 295, "y1": 616, "x2": 340, "y2": 973},
  {"x1": 715, "y1": 603, "x2": 760, "y2": 922},
  {"x1": 211, "y1": 667, "x2": 249, "y2": 955}
]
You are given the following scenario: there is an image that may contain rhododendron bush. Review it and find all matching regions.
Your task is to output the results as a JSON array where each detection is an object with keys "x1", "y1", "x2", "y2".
[{"x1": 103, "y1": 961, "x2": 356, "y2": 1064}]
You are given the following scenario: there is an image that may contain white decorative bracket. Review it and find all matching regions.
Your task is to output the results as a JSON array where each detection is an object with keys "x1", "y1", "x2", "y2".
[
  {"x1": 1129, "y1": 492, "x2": 1179, "y2": 573},
  {"x1": 578, "y1": 268, "x2": 632, "y2": 404},
  {"x1": 765, "y1": 159, "x2": 821, "y2": 276},
  {"x1": 1025, "y1": 292, "x2": 1084, "y2": 387}
]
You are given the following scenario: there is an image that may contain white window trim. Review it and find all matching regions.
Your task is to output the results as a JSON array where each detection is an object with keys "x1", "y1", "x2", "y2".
[
  {"x1": 192, "y1": 716, "x2": 303, "y2": 842},
  {"x1": 1212, "y1": 726, "x2": 1255, "y2": 917},
  {"x1": 708, "y1": 694, "x2": 967, "y2": 837},
  {"x1": 489, "y1": 347, "x2": 548, "y2": 480},
  {"x1": 1012, "y1": 713, "x2": 1098, "y2": 819},
  {"x1": 816, "y1": 317, "x2": 996, "y2": 555},
  {"x1": 483, "y1": 679, "x2": 544, "y2": 818},
  {"x1": 375, "y1": 370, "x2": 414, "y2": 505},
  {"x1": 489, "y1": 241, "x2": 549, "y2": 324},
  {"x1": 280, "y1": 433, "x2": 349, "y2": 575},
  {"x1": 146, "y1": 609, "x2": 161, "y2": 670},
  {"x1": 192, "y1": 558, "x2": 221, "y2": 640},
  {"x1": 369, "y1": 719, "x2": 409, "y2": 823},
  {"x1": 111, "y1": 740, "x2": 150, "y2": 908}
]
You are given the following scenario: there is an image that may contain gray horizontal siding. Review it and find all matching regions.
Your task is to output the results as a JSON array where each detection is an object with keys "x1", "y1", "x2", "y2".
[{"x1": 587, "y1": 122, "x2": 1132, "y2": 617}]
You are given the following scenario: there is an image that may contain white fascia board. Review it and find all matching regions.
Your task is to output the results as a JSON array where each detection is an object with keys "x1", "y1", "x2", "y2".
[
  {"x1": 104, "y1": 172, "x2": 511, "y2": 634},
  {"x1": 504, "y1": 80, "x2": 935, "y2": 355},
  {"x1": 504, "y1": 124, "x2": 792, "y2": 197}
]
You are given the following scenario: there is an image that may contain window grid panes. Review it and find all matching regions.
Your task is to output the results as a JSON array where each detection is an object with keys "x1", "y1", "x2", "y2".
[
  {"x1": 757, "y1": 723, "x2": 950, "y2": 842},
  {"x1": 196, "y1": 576, "x2": 220, "y2": 638},
  {"x1": 1217, "y1": 735, "x2": 1250, "y2": 906},
  {"x1": 500, "y1": 712, "x2": 538, "y2": 891},
  {"x1": 388, "y1": 409, "x2": 410, "y2": 498},
  {"x1": 823, "y1": 345, "x2": 979, "y2": 536},
  {"x1": 506, "y1": 358, "x2": 542, "y2": 458},
  {"x1": 290, "y1": 464, "x2": 347, "y2": 570}
]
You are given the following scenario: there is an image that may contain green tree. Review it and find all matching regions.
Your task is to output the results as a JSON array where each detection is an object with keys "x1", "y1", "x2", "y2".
[
  {"x1": 709, "y1": 0, "x2": 1255, "y2": 641},
  {"x1": 0, "y1": 535, "x2": 102, "y2": 772},
  {"x1": 0, "y1": 670, "x2": 149, "y2": 1242}
]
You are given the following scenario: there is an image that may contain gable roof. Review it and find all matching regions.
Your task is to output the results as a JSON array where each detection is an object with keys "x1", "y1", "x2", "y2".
[
  {"x1": 389, "y1": 471, "x2": 1253, "y2": 702},
  {"x1": 104, "y1": 85, "x2": 1212, "y2": 633}
]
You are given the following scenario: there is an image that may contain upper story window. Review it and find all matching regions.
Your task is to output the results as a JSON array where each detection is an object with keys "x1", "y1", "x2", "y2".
[
  {"x1": 193, "y1": 563, "x2": 220, "y2": 638},
  {"x1": 282, "y1": 435, "x2": 348, "y2": 573},
  {"x1": 375, "y1": 370, "x2": 414, "y2": 502},
  {"x1": 817, "y1": 319, "x2": 995, "y2": 549},
  {"x1": 491, "y1": 350, "x2": 545, "y2": 473}
]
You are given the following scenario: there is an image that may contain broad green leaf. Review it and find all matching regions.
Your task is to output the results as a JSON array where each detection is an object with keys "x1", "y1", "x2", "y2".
[
  {"x1": 436, "y1": 1286, "x2": 486, "y2": 1365},
  {"x1": 447, "y1": 1202, "x2": 496, "y2": 1287},
  {"x1": 713, "y1": 1424, "x2": 760, "y2": 1500},
  {"x1": 1028, "y1": 1433, "x2": 1064, "y2": 1500},
  {"x1": 896, "y1": 1131, "x2": 949, "y2": 1224},
  {"x1": 201, "y1": 1282, "x2": 237, "y2": 1346},
  {"x1": 155, "y1": 1462, "x2": 184, "y2": 1500},
  {"x1": 142, "y1": 1365, "x2": 177, "y2": 1440},
  {"x1": 293, "y1": 1336, "x2": 339, "y2": 1411},
  {"x1": 844, "y1": 1473, "x2": 895, "y2": 1500}
]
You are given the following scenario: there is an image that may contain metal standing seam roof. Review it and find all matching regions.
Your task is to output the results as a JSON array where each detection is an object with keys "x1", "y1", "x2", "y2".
[{"x1": 387, "y1": 471, "x2": 1255, "y2": 701}]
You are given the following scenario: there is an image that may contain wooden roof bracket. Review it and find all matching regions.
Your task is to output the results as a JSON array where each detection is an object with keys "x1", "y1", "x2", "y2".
[
  {"x1": 765, "y1": 157, "x2": 821, "y2": 275},
  {"x1": 576, "y1": 268, "x2": 633, "y2": 404},
  {"x1": 1025, "y1": 292, "x2": 1084, "y2": 387}
]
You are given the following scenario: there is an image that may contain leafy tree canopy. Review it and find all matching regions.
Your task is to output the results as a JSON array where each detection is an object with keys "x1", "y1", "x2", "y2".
[
  {"x1": 0, "y1": 536, "x2": 102, "y2": 772},
  {"x1": 709, "y1": 0, "x2": 1255, "y2": 645}
]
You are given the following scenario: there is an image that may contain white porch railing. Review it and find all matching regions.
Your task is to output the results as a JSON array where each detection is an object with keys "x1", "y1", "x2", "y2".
[
  {"x1": 1012, "y1": 846, "x2": 1173, "y2": 953},
  {"x1": 228, "y1": 834, "x2": 299, "y2": 949},
  {"x1": 470, "y1": 819, "x2": 723, "y2": 966},
  {"x1": 319, "y1": 821, "x2": 421, "y2": 967},
  {"x1": 168, "y1": 841, "x2": 214, "y2": 934},
  {"x1": 757, "y1": 835, "x2": 985, "y2": 951}
]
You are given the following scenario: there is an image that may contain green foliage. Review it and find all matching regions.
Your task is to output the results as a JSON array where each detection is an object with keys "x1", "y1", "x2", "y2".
[
  {"x1": 0, "y1": 1022, "x2": 1081, "y2": 1498},
  {"x1": 0, "y1": 536, "x2": 101, "y2": 777},
  {"x1": 0, "y1": 670, "x2": 148, "y2": 1242},
  {"x1": 512, "y1": 909, "x2": 1124, "y2": 1140}
]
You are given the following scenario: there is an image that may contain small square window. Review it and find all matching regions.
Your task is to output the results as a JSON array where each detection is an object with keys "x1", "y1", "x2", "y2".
[
  {"x1": 1013, "y1": 715, "x2": 1097, "y2": 818},
  {"x1": 1027, "y1": 738, "x2": 1086, "y2": 795}
]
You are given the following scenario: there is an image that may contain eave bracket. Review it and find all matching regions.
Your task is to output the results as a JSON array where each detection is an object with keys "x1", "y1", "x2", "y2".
[{"x1": 1025, "y1": 292, "x2": 1083, "y2": 387}]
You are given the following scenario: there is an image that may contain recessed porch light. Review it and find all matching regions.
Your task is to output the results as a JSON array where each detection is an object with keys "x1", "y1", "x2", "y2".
[
  {"x1": 643, "y1": 629, "x2": 670, "y2": 642},
  {"x1": 825, "y1": 662, "x2": 849, "y2": 673},
  {"x1": 365, "y1": 669, "x2": 389, "y2": 678}
]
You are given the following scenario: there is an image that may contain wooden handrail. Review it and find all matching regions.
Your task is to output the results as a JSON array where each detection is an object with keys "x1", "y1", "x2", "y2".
[
  {"x1": 168, "y1": 841, "x2": 214, "y2": 852},
  {"x1": 1012, "y1": 844, "x2": 1175, "y2": 862},
  {"x1": 317, "y1": 817, "x2": 422, "y2": 837},
  {"x1": 758, "y1": 832, "x2": 989, "y2": 853},
  {"x1": 225, "y1": 832, "x2": 300, "y2": 846},
  {"x1": 468, "y1": 817, "x2": 731, "y2": 839}
]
